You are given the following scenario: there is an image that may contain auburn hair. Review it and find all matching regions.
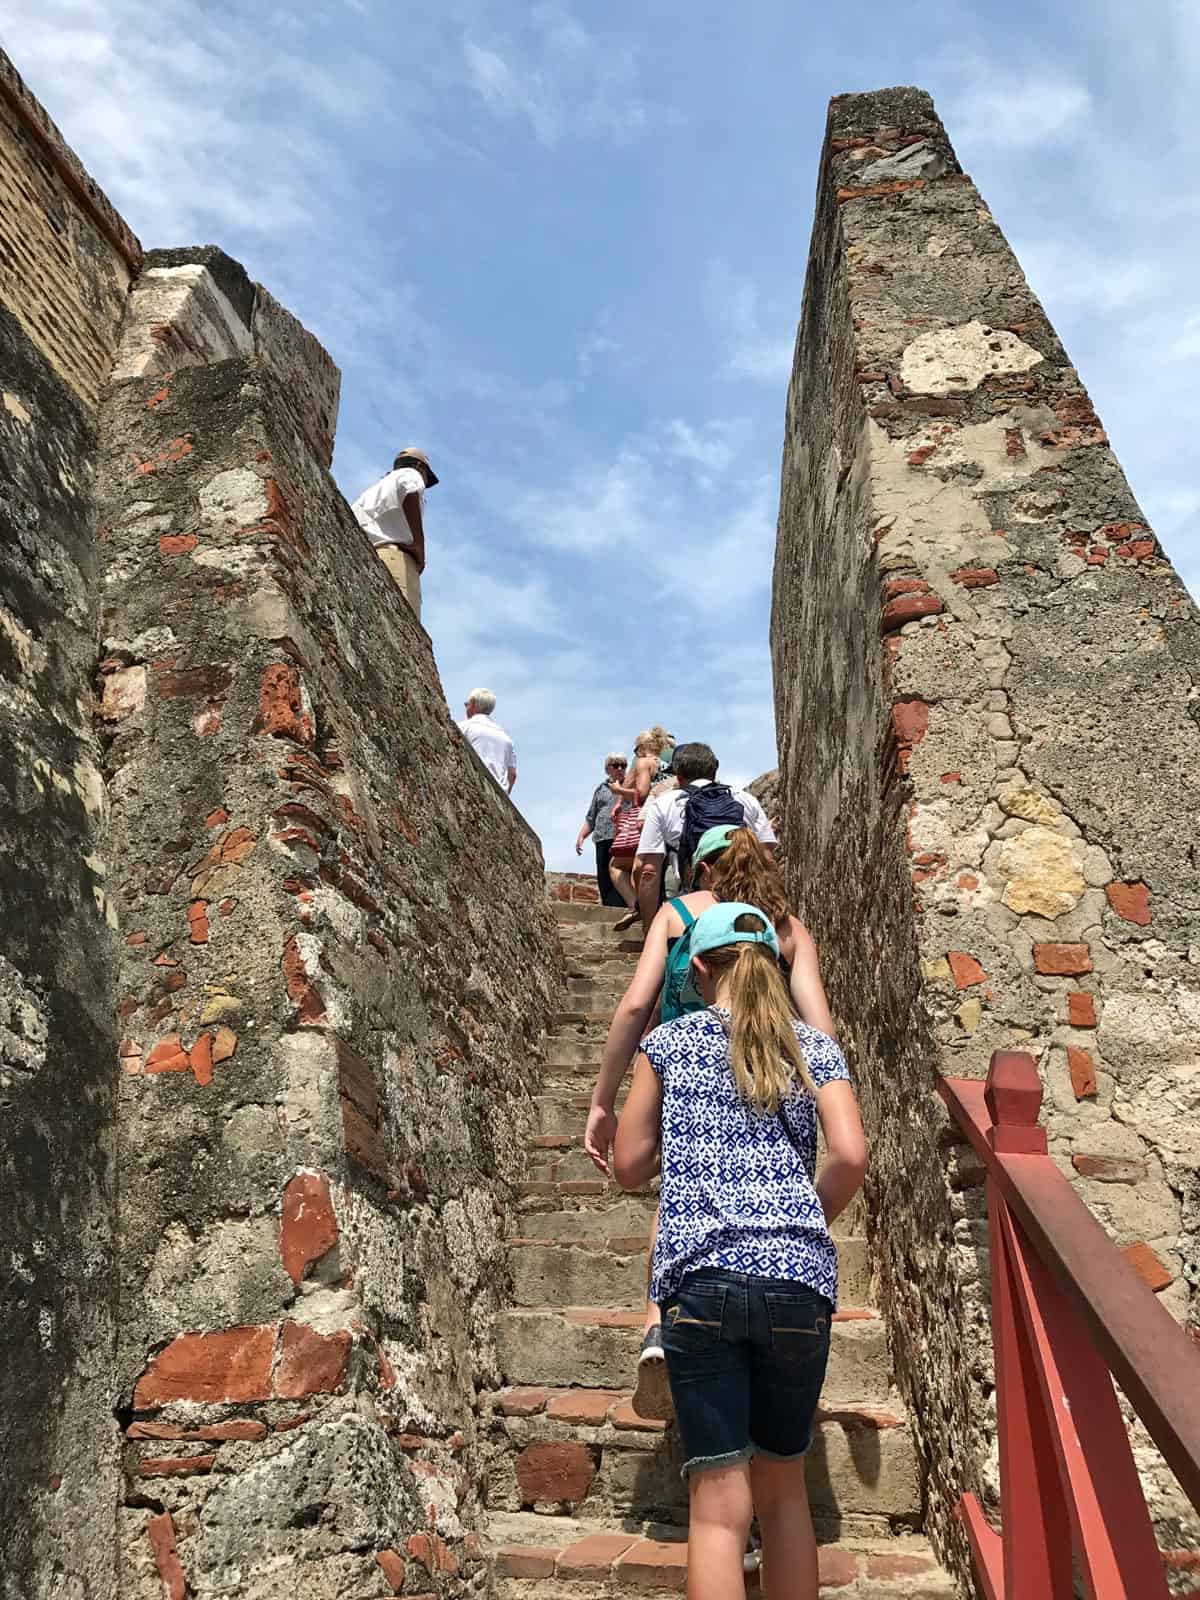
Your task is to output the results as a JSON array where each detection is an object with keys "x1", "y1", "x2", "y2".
[
  {"x1": 707, "y1": 828, "x2": 789, "y2": 931},
  {"x1": 702, "y1": 913, "x2": 817, "y2": 1109}
]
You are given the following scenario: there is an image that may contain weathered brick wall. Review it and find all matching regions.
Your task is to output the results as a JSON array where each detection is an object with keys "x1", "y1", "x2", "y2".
[
  {"x1": 0, "y1": 49, "x2": 138, "y2": 1600},
  {"x1": 773, "y1": 86, "x2": 1200, "y2": 1579},
  {"x1": 544, "y1": 871, "x2": 602, "y2": 905},
  {"x1": 95, "y1": 249, "x2": 564, "y2": 1598},
  {"x1": 0, "y1": 48, "x2": 138, "y2": 408}
]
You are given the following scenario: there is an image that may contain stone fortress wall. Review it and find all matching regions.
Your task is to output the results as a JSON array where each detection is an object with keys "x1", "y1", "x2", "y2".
[
  {"x1": 0, "y1": 46, "x2": 139, "y2": 1600},
  {"x1": 4, "y1": 40, "x2": 1200, "y2": 1600},
  {"x1": 0, "y1": 49, "x2": 563, "y2": 1600},
  {"x1": 771, "y1": 85, "x2": 1200, "y2": 1583}
]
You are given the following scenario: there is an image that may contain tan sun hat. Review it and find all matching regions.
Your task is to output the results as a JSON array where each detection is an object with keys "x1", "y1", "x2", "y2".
[{"x1": 393, "y1": 446, "x2": 439, "y2": 486}]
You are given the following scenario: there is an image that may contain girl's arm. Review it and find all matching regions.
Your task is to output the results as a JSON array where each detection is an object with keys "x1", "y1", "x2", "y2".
[
  {"x1": 613, "y1": 1053, "x2": 663, "y2": 1190},
  {"x1": 785, "y1": 917, "x2": 838, "y2": 1038},
  {"x1": 583, "y1": 910, "x2": 672, "y2": 1173},
  {"x1": 813, "y1": 1081, "x2": 867, "y2": 1225}
]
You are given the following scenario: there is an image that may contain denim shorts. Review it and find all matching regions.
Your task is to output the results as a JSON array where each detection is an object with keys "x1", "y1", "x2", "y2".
[{"x1": 660, "y1": 1269, "x2": 832, "y2": 1476}]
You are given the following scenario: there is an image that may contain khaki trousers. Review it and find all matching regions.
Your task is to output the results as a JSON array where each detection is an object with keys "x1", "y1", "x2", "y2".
[{"x1": 377, "y1": 544, "x2": 422, "y2": 619}]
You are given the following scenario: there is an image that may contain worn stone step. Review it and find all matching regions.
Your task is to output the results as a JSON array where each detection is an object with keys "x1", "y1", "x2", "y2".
[
  {"x1": 519, "y1": 1179, "x2": 865, "y2": 1235},
  {"x1": 515, "y1": 1197, "x2": 659, "y2": 1239},
  {"x1": 488, "y1": 1513, "x2": 953, "y2": 1596},
  {"x1": 485, "y1": 1385, "x2": 920, "y2": 1528},
  {"x1": 507, "y1": 1235, "x2": 873, "y2": 1311},
  {"x1": 539, "y1": 1038, "x2": 607, "y2": 1068},
  {"x1": 560, "y1": 939, "x2": 644, "y2": 963},
  {"x1": 519, "y1": 1177, "x2": 659, "y2": 1205},
  {"x1": 523, "y1": 1146, "x2": 614, "y2": 1187},
  {"x1": 552, "y1": 903, "x2": 629, "y2": 925},
  {"x1": 497, "y1": 1308, "x2": 893, "y2": 1402},
  {"x1": 509, "y1": 1241, "x2": 651, "y2": 1309},
  {"x1": 565, "y1": 979, "x2": 628, "y2": 1004}
]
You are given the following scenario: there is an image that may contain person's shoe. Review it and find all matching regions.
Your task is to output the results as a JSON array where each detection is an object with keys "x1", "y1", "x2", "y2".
[
  {"x1": 743, "y1": 1538, "x2": 762, "y2": 1574},
  {"x1": 632, "y1": 1326, "x2": 673, "y2": 1421},
  {"x1": 613, "y1": 908, "x2": 639, "y2": 933}
]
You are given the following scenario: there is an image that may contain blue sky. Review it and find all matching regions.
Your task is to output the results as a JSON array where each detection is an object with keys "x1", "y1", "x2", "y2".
[{"x1": 11, "y1": 0, "x2": 1198, "y2": 868}]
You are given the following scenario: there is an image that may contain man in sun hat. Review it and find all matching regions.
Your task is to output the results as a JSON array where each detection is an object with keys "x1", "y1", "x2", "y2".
[{"x1": 350, "y1": 447, "x2": 439, "y2": 620}]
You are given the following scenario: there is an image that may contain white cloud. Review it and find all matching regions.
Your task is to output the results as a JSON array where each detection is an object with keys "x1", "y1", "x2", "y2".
[
  {"x1": 576, "y1": 331, "x2": 619, "y2": 377},
  {"x1": 1012, "y1": 239, "x2": 1164, "y2": 316},
  {"x1": 463, "y1": 41, "x2": 562, "y2": 147},
  {"x1": 708, "y1": 262, "x2": 796, "y2": 384},
  {"x1": 462, "y1": 6, "x2": 650, "y2": 149},
  {"x1": 516, "y1": 420, "x2": 775, "y2": 614},
  {"x1": 943, "y1": 68, "x2": 1092, "y2": 150}
]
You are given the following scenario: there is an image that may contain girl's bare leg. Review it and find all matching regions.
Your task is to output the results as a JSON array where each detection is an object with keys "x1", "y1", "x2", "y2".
[
  {"x1": 750, "y1": 1456, "x2": 818, "y2": 1600},
  {"x1": 608, "y1": 863, "x2": 637, "y2": 910},
  {"x1": 686, "y1": 1463, "x2": 753, "y2": 1600}
]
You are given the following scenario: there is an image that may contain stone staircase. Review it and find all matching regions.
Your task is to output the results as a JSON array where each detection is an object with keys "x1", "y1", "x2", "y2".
[{"x1": 484, "y1": 894, "x2": 956, "y2": 1595}]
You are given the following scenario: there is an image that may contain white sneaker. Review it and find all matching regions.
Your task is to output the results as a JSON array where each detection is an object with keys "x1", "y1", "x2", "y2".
[{"x1": 632, "y1": 1326, "x2": 673, "y2": 1421}]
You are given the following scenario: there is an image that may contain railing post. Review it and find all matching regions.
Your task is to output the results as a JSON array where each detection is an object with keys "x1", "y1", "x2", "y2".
[{"x1": 984, "y1": 1049, "x2": 1048, "y2": 1155}]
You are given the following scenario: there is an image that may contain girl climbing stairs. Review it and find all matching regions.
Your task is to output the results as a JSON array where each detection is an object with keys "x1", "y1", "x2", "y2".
[{"x1": 483, "y1": 888, "x2": 955, "y2": 1595}]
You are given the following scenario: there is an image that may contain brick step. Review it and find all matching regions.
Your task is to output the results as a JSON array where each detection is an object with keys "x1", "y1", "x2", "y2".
[
  {"x1": 507, "y1": 1238, "x2": 873, "y2": 1310},
  {"x1": 484, "y1": 1388, "x2": 920, "y2": 1528},
  {"x1": 488, "y1": 1514, "x2": 953, "y2": 1597},
  {"x1": 497, "y1": 1308, "x2": 893, "y2": 1402}
]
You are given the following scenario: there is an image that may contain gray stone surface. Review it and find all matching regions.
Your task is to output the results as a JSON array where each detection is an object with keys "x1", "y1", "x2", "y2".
[
  {"x1": 0, "y1": 46, "x2": 131, "y2": 1591},
  {"x1": 87, "y1": 250, "x2": 562, "y2": 1594},
  {"x1": 773, "y1": 83, "x2": 1200, "y2": 1584}
]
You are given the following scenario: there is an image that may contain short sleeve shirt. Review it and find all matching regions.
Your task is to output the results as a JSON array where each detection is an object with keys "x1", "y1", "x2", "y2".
[
  {"x1": 351, "y1": 466, "x2": 424, "y2": 549},
  {"x1": 641, "y1": 1007, "x2": 850, "y2": 1306},
  {"x1": 457, "y1": 714, "x2": 516, "y2": 787},
  {"x1": 585, "y1": 780, "x2": 618, "y2": 843},
  {"x1": 637, "y1": 780, "x2": 777, "y2": 860}
]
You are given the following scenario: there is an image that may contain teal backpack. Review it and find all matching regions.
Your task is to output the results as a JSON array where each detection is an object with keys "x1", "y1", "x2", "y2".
[{"x1": 661, "y1": 899, "x2": 704, "y2": 1022}]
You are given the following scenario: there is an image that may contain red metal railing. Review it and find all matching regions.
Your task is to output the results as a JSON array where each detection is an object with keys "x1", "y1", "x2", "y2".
[{"x1": 939, "y1": 1050, "x2": 1200, "y2": 1599}]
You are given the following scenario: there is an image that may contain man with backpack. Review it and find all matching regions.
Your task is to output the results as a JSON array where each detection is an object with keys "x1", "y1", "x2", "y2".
[{"x1": 634, "y1": 742, "x2": 776, "y2": 931}]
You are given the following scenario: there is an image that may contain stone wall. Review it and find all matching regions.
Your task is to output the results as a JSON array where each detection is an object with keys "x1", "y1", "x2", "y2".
[
  {"x1": 95, "y1": 249, "x2": 564, "y2": 1598},
  {"x1": 0, "y1": 48, "x2": 138, "y2": 1600},
  {"x1": 772, "y1": 85, "x2": 1200, "y2": 1579}
]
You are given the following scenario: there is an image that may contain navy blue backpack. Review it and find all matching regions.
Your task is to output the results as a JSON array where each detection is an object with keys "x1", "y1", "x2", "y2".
[{"x1": 676, "y1": 783, "x2": 745, "y2": 888}]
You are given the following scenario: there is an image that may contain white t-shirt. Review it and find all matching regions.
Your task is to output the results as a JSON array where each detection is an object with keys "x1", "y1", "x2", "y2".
[
  {"x1": 637, "y1": 778, "x2": 776, "y2": 859},
  {"x1": 458, "y1": 714, "x2": 516, "y2": 788},
  {"x1": 351, "y1": 466, "x2": 424, "y2": 549}
]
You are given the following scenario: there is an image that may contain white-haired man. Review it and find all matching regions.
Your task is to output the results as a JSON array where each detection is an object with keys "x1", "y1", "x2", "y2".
[
  {"x1": 457, "y1": 689, "x2": 516, "y2": 793},
  {"x1": 350, "y1": 446, "x2": 438, "y2": 620}
]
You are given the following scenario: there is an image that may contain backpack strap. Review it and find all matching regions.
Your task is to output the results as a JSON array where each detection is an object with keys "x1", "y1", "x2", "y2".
[{"x1": 670, "y1": 897, "x2": 697, "y2": 929}]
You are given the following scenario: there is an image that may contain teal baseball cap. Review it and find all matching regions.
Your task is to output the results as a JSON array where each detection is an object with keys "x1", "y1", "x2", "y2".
[
  {"x1": 691, "y1": 824, "x2": 741, "y2": 872},
  {"x1": 689, "y1": 902, "x2": 780, "y2": 961}
]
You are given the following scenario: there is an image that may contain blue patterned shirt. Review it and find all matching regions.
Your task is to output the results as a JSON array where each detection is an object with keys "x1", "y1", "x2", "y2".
[{"x1": 641, "y1": 1007, "x2": 850, "y2": 1307}]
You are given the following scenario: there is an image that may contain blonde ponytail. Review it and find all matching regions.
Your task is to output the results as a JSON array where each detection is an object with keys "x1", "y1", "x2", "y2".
[{"x1": 706, "y1": 941, "x2": 817, "y2": 1109}]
